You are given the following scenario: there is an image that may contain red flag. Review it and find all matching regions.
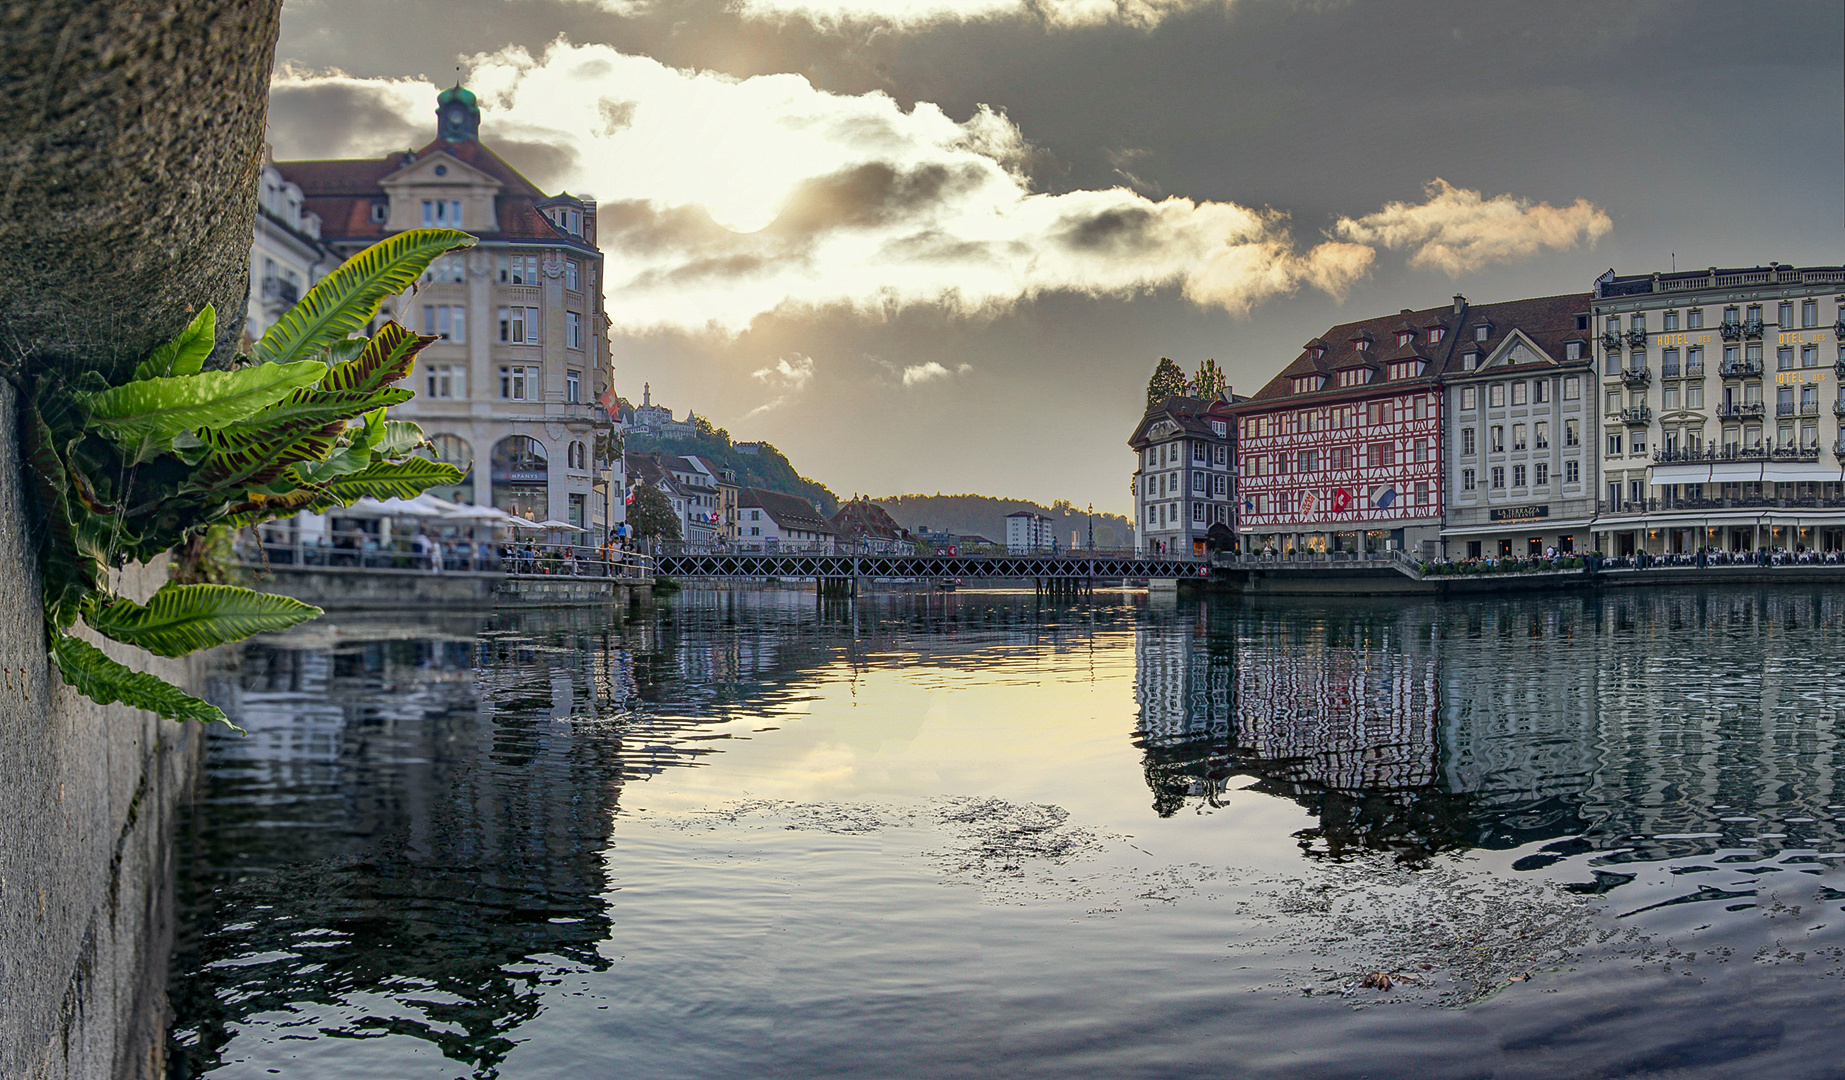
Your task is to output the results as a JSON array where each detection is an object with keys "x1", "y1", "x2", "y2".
[{"x1": 1332, "y1": 487, "x2": 1352, "y2": 512}]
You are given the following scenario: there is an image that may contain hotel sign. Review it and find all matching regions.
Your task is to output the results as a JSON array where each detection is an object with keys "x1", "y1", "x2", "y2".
[{"x1": 1490, "y1": 505, "x2": 1550, "y2": 522}]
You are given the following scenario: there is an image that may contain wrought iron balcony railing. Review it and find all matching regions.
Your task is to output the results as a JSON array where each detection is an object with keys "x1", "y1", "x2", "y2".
[
  {"x1": 1719, "y1": 358, "x2": 1763, "y2": 378},
  {"x1": 1717, "y1": 402, "x2": 1765, "y2": 420},
  {"x1": 1621, "y1": 405, "x2": 1652, "y2": 425},
  {"x1": 1620, "y1": 367, "x2": 1651, "y2": 388}
]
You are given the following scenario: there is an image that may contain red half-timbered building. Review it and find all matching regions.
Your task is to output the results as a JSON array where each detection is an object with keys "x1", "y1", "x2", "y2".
[{"x1": 1232, "y1": 300, "x2": 1465, "y2": 557}]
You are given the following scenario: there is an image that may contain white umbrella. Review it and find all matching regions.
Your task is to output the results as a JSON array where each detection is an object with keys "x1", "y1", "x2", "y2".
[
  {"x1": 503, "y1": 516, "x2": 550, "y2": 530},
  {"x1": 536, "y1": 519, "x2": 586, "y2": 531}
]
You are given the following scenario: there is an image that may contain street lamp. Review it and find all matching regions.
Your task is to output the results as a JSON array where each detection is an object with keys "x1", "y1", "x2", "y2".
[{"x1": 1086, "y1": 503, "x2": 1094, "y2": 551}]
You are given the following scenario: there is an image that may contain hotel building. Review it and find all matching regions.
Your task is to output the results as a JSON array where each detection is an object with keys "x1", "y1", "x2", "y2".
[{"x1": 1591, "y1": 263, "x2": 1845, "y2": 556}]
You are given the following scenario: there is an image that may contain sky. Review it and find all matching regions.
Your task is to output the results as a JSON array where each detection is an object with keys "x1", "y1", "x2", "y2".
[{"x1": 266, "y1": 0, "x2": 1845, "y2": 514}]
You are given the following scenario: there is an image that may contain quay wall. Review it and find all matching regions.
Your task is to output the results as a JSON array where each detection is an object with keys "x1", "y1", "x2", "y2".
[
  {"x1": 0, "y1": 382, "x2": 202, "y2": 1080},
  {"x1": 1201, "y1": 562, "x2": 1845, "y2": 597},
  {"x1": 250, "y1": 565, "x2": 500, "y2": 610}
]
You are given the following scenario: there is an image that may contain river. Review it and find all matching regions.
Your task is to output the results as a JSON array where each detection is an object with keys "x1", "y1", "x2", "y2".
[{"x1": 165, "y1": 587, "x2": 1845, "y2": 1078}]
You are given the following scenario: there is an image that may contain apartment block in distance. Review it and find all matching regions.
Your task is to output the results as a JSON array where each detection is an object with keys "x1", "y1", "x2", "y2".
[{"x1": 1591, "y1": 263, "x2": 1845, "y2": 556}]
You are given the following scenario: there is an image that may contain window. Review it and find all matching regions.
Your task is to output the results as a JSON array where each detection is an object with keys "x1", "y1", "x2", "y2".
[
  {"x1": 1632, "y1": 432, "x2": 1646, "y2": 454},
  {"x1": 1607, "y1": 432, "x2": 1623, "y2": 456},
  {"x1": 1193, "y1": 443, "x2": 1207, "y2": 462},
  {"x1": 1535, "y1": 462, "x2": 1549, "y2": 485},
  {"x1": 1687, "y1": 383, "x2": 1704, "y2": 408},
  {"x1": 1629, "y1": 479, "x2": 1646, "y2": 503},
  {"x1": 1660, "y1": 347, "x2": 1679, "y2": 377},
  {"x1": 499, "y1": 364, "x2": 537, "y2": 400},
  {"x1": 1512, "y1": 423, "x2": 1527, "y2": 451},
  {"x1": 1565, "y1": 460, "x2": 1579, "y2": 484},
  {"x1": 1663, "y1": 311, "x2": 1678, "y2": 331},
  {"x1": 499, "y1": 254, "x2": 540, "y2": 284},
  {"x1": 1687, "y1": 309, "x2": 1703, "y2": 329},
  {"x1": 421, "y1": 199, "x2": 463, "y2": 227},
  {"x1": 1475, "y1": 324, "x2": 1489, "y2": 342},
  {"x1": 1512, "y1": 381, "x2": 1528, "y2": 406},
  {"x1": 1779, "y1": 301, "x2": 1794, "y2": 326},
  {"x1": 1415, "y1": 482, "x2": 1429, "y2": 505},
  {"x1": 1369, "y1": 442, "x2": 1394, "y2": 467},
  {"x1": 1489, "y1": 384, "x2": 1506, "y2": 408},
  {"x1": 1463, "y1": 351, "x2": 1480, "y2": 371},
  {"x1": 1192, "y1": 503, "x2": 1205, "y2": 523},
  {"x1": 1461, "y1": 386, "x2": 1477, "y2": 409},
  {"x1": 564, "y1": 260, "x2": 579, "y2": 291},
  {"x1": 1564, "y1": 418, "x2": 1580, "y2": 446},
  {"x1": 1193, "y1": 469, "x2": 1207, "y2": 490},
  {"x1": 1413, "y1": 395, "x2": 1428, "y2": 420},
  {"x1": 1429, "y1": 327, "x2": 1444, "y2": 343},
  {"x1": 1213, "y1": 445, "x2": 1226, "y2": 466},
  {"x1": 1491, "y1": 466, "x2": 1505, "y2": 488},
  {"x1": 1534, "y1": 380, "x2": 1549, "y2": 404},
  {"x1": 1563, "y1": 376, "x2": 1580, "y2": 401},
  {"x1": 566, "y1": 368, "x2": 581, "y2": 403},
  {"x1": 422, "y1": 304, "x2": 466, "y2": 342},
  {"x1": 1747, "y1": 342, "x2": 1762, "y2": 365},
  {"x1": 1778, "y1": 346, "x2": 1794, "y2": 371},
  {"x1": 565, "y1": 311, "x2": 582, "y2": 349},
  {"x1": 1491, "y1": 425, "x2": 1505, "y2": 452},
  {"x1": 1414, "y1": 438, "x2": 1429, "y2": 462},
  {"x1": 1512, "y1": 464, "x2": 1526, "y2": 487},
  {"x1": 1462, "y1": 427, "x2": 1476, "y2": 455},
  {"x1": 1802, "y1": 344, "x2": 1817, "y2": 368},
  {"x1": 1606, "y1": 390, "x2": 1622, "y2": 414},
  {"x1": 1565, "y1": 340, "x2": 1583, "y2": 361},
  {"x1": 498, "y1": 306, "x2": 541, "y2": 344},
  {"x1": 1663, "y1": 385, "x2": 1679, "y2": 409},
  {"x1": 1462, "y1": 468, "x2": 1475, "y2": 491},
  {"x1": 566, "y1": 441, "x2": 586, "y2": 470},
  {"x1": 1803, "y1": 299, "x2": 1818, "y2": 328},
  {"x1": 370, "y1": 202, "x2": 388, "y2": 223},
  {"x1": 1534, "y1": 421, "x2": 1549, "y2": 449},
  {"x1": 424, "y1": 363, "x2": 464, "y2": 399}
]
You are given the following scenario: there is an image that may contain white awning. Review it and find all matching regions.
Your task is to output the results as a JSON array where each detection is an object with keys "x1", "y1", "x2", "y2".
[
  {"x1": 1649, "y1": 462, "x2": 1767, "y2": 485},
  {"x1": 1761, "y1": 462, "x2": 1844, "y2": 484}
]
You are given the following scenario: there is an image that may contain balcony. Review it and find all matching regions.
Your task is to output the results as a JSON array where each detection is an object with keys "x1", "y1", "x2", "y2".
[
  {"x1": 1834, "y1": 401, "x2": 1845, "y2": 419},
  {"x1": 1626, "y1": 327, "x2": 1649, "y2": 347},
  {"x1": 1719, "y1": 358, "x2": 1763, "y2": 378},
  {"x1": 1835, "y1": 319, "x2": 1845, "y2": 341},
  {"x1": 1619, "y1": 366, "x2": 1651, "y2": 388},
  {"x1": 1621, "y1": 405, "x2": 1652, "y2": 425},
  {"x1": 1660, "y1": 362, "x2": 1680, "y2": 379},
  {"x1": 1684, "y1": 360, "x2": 1706, "y2": 378},
  {"x1": 260, "y1": 275, "x2": 299, "y2": 308},
  {"x1": 1776, "y1": 401, "x2": 1797, "y2": 417},
  {"x1": 1772, "y1": 445, "x2": 1822, "y2": 463},
  {"x1": 1744, "y1": 319, "x2": 1764, "y2": 339},
  {"x1": 1801, "y1": 400, "x2": 1821, "y2": 417},
  {"x1": 1600, "y1": 329, "x2": 1624, "y2": 351},
  {"x1": 1716, "y1": 401, "x2": 1765, "y2": 420},
  {"x1": 1720, "y1": 320, "x2": 1744, "y2": 341}
]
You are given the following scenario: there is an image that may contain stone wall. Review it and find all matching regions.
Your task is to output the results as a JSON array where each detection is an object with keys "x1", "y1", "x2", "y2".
[{"x1": 0, "y1": 381, "x2": 201, "y2": 1080}]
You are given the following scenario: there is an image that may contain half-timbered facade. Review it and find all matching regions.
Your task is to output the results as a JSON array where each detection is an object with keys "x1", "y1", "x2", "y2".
[
  {"x1": 1232, "y1": 303, "x2": 1461, "y2": 558},
  {"x1": 1440, "y1": 293, "x2": 1596, "y2": 558}
]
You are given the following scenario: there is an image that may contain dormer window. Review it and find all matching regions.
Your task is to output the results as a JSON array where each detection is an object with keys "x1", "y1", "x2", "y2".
[
  {"x1": 1355, "y1": 339, "x2": 1370, "y2": 352},
  {"x1": 1429, "y1": 327, "x2": 1445, "y2": 344},
  {"x1": 1473, "y1": 324, "x2": 1490, "y2": 342},
  {"x1": 1291, "y1": 375, "x2": 1324, "y2": 394},
  {"x1": 1565, "y1": 341, "x2": 1583, "y2": 361},
  {"x1": 1309, "y1": 346, "x2": 1325, "y2": 360},
  {"x1": 371, "y1": 202, "x2": 388, "y2": 223},
  {"x1": 1397, "y1": 332, "x2": 1413, "y2": 347},
  {"x1": 1463, "y1": 351, "x2": 1480, "y2": 371},
  {"x1": 422, "y1": 199, "x2": 463, "y2": 227}
]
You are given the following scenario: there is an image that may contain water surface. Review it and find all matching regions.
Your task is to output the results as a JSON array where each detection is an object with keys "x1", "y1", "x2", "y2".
[{"x1": 168, "y1": 588, "x2": 1845, "y2": 1078}]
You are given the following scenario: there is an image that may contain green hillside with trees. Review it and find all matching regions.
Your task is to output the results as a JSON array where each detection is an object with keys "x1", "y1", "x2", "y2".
[
  {"x1": 875, "y1": 494, "x2": 1136, "y2": 550},
  {"x1": 625, "y1": 418, "x2": 839, "y2": 514}
]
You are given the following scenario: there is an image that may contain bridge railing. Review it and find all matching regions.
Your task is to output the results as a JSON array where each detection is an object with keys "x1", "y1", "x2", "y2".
[{"x1": 240, "y1": 533, "x2": 653, "y2": 580}]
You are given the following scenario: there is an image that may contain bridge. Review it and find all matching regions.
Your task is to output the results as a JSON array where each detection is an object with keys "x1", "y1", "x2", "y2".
[{"x1": 651, "y1": 550, "x2": 1207, "y2": 587}]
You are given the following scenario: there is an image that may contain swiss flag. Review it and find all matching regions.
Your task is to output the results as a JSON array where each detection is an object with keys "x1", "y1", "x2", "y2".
[{"x1": 1332, "y1": 487, "x2": 1352, "y2": 512}]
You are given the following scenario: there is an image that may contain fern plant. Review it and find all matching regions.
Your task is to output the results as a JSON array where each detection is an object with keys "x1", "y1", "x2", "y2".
[{"x1": 24, "y1": 228, "x2": 476, "y2": 728}]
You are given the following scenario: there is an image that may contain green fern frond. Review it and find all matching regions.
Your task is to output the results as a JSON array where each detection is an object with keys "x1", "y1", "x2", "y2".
[
  {"x1": 255, "y1": 229, "x2": 474, "y2": 366},
  {"x1": 134, "y1": 305, "x2": 216, "y2": 381},
  {"x1": 322, "y1": 322, "x2": 433, "y2": 395},
  {"x1": 81, "y1": 360, "x2": 327, "y2": 453},
  {"x1": 308, "y1": 456, "x2": 464, "y2": 509},
  {"x1": 48, "y1": 633, "x2": 236, "y2": 729},
  {"x1": 83, "y1": 582, "x2": 321, "y2": 658}
]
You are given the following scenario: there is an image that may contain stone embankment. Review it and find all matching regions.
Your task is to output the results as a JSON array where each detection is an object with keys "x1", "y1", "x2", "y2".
[{"x1": 0, "y1": 383, "x2": 201, "y2": 1080}]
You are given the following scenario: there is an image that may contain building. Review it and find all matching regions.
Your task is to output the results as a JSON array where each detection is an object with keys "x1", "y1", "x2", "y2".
[
  {"x1": 737, "y1": 488, "x2": 837, "y2": 552},
  {"x1": 1439, "y1": 293, "x2": 1596, "y2": 558},
  {"x1": 628, "y1": 383, "x2": 698, "y2": 440},
  {"x1": 273, "y1": 85, "x2": 619, "y2": 532},
  {"x1": 1591, "y1": 263, "x2": 1845, "y2": 556},
  {"x1": 1004, "y1": 511, "x2": 1055, "y2": 554},
  {"x1": 831, "y1": 498, "x2": 915, "y2": 554},
  {"x1": 1129, "y1": 394, "x2": 1238, "y2": 556},
  {"x1": 248, "y1": 148, "x2": 341, "y2": 342},
  {"x1": 1232, "y1": 306, "x2": 1457, "y2": 558}
]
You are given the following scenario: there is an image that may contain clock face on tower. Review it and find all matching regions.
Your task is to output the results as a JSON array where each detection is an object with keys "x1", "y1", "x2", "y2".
[{"x1": 446, "y1": 106, "x2": 465, "y2": 126}]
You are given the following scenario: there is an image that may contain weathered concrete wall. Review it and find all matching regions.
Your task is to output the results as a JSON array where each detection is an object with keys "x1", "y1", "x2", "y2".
[
  {"x1": 497, "y1": 577, "x2": 645, "y2": 608},
  {"x1": 250, "y1": 565, "x2": 502, "y2": 610},
  {"x1": 0, "y1": 380, "x2": 201, "y2": 1080}
]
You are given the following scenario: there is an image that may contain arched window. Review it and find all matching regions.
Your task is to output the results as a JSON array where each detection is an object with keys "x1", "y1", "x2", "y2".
[
  {"x1": 491, "y1": 436, "x2": 549, "y2": 520},
  {"x1": 567, "y1": 440, "x2": 587, "y2": 470}
]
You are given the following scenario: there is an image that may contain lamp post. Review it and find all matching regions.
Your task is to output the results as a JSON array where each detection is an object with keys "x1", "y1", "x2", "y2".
[{"x1": 1086, "y1": 503, "x2": 1094, "y2": 551}]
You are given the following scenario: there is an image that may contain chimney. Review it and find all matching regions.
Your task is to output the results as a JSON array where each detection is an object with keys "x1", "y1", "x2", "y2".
[
  {"x1": 1400, "y1": 308, "x2": 1413, "y2": 316},
  {"x1": 1452, "y1": 294, "x2": 1466, "y2": 315}
]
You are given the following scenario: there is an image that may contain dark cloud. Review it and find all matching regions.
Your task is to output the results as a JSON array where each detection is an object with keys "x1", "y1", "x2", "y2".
[
  {"x1": 596, "y1": 200, "x2": 750, "y2": 253},
  {"x1": 265, "y1": 80, "x2": 425, "y2": 158},
  {"x1": 767, "y1": 162, "x2": 983, "y2": 236},
  {"x1": 596, "y1": 97, "x2": 638, "y2": 135},
  {"x1": 483, "y1": 133, "x2": 580, "y2": 190},
  {"x1": 1058, "y1": 207, "x2": 1159, "y2": 254}
]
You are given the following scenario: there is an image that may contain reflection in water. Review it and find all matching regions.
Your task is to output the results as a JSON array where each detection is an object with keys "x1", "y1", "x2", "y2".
[
  {"x1": 167, "y1": 587, "x2": 1845, "y2": 1078},
  {"x1": 1135, "y1": 590, "x2": 1845, "y2": 869}
]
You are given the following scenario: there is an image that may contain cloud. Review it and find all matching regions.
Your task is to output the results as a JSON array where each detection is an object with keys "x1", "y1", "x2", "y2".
[
  {"x1": 747, "y1": 353, "x2": 817, "y2": 415},
  {"x1": 1332, "y1": 178, "x2": 1613, "y2": 278},
  {"x1": 271, "y1": 47, "x2": 1603, "y2": 335},
  {"x1": 566, "y1": 0, "x2": 1226, "y2": 30},
  {"x1": 900, "y1": 361, "x2": 971, "y2": 386}
]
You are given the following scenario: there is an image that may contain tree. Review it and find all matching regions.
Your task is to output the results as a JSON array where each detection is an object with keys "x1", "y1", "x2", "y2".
[
  {"x1": 1, "y1": 1, "x2": 284, "y2": 383},
  {"x1": 1192, "y1": 358, "x2": 1227, "y2": 400},
  {"x1": 1146, "y1": 357, "x2": 1188, "y2": 410},
  {"x1": 628, "y1": 484, "x2": 682, "y2": 541}
]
